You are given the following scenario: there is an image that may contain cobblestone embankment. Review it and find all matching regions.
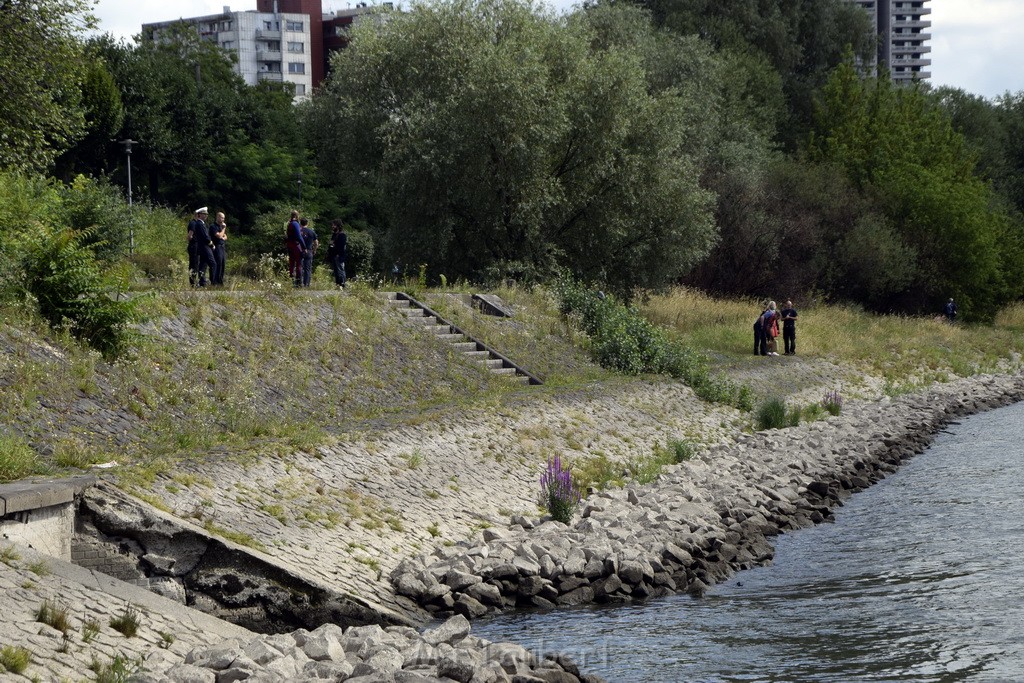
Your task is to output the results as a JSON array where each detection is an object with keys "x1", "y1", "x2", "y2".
[{"x1": 389, "y1": 373, "x2": 1024, "y2": 618}]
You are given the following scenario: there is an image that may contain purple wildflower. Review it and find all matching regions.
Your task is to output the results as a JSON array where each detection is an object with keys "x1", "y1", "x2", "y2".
[{"x1": 540, "y1": 454, "x2": 581, "y2": 524}]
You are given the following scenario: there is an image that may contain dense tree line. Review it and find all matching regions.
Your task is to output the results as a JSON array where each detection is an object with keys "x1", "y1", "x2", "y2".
[{"x1": 2, "y1": 0, "x2": 1024, "y2": 321}]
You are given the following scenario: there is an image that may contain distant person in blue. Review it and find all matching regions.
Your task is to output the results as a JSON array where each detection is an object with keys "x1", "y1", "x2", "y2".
[
  {"x1": 327, "y1": 219, "x2": 347, "y2": 288},
  {"x1": 286, "y1": 210, "x2": 306, "y2": 287},
  {"x1": 945, "y1": 298, "x2": 957, "y2": 323},
  {"x1": 190, "y1": 207, "x2": 215, "y2": 287},
  {"x1": 780, "y1": 300, "x2": 798, "y2": 355},
  {"x1": 299, "y1": 218, "x2": 318, "y2": 287},
  {"x1": 210, "y1": 211, "x2": 228, "y2": 286}
]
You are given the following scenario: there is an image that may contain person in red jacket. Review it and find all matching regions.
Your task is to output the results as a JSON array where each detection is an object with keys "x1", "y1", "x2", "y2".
[{"x1": 285, "y1": 209, "x2": 306, "y2": 287}]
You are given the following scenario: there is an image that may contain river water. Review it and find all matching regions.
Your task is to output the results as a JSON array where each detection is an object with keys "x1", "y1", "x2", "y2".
[{"x1": 473, "y1": 401, "x2": 1024, "y2": 682}]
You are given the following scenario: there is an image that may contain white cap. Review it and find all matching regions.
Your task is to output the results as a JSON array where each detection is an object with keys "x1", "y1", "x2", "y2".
[{"x1": 195, "y1": 206, "x2": 208, "y2": 214}]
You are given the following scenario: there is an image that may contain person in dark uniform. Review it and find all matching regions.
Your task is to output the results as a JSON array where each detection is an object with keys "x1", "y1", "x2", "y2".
[
  {"x1": 945, "y1": 298, "x2": 957, "y2": 323},
  {"x1": 327, "y1": 219, "x2": 347, "y2": 288},
  {"x1": 210, "y1": 211, "x2": 228, "y2": 286},
  {"x1": 191, "y1": 207, "x2": 215, "y2": 287},
  {"x1": 753, "y1": 302, "x2": 769, "y2": 356},
  {"x1": 299, "y1": 218, "x2": 318, "y2": 287},
  {"x1": 780, "y1": 299, "x2": 798, "y2": 355},
  {"x1": 187, "y1": 209, "x2": 201, "y2": 287},
  {"x1": 286, "y1": 210, "x2": 306, "y2": 287}
]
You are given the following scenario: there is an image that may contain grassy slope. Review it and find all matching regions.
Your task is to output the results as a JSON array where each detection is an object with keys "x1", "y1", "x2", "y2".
[
  {"x1": 0, "y1": 284, "x2": 607, "y2": 487},
  {"x1": 2, "y1": 283, "x2": 1023, "y2": 488}
]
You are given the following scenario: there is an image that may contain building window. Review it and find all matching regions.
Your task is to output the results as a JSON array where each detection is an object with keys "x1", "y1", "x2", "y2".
[
  {"x1": 288, "y1": 62, "x2": 305, "y2": 74},
  {"x1": 221, "y1": 41, "x2": 234, "y2": 49},
  {"x1": 219, "y1": 21, "x2": 232, "y2": 31},
  {"x1": 288, "y1": 41, "x2": 304, "y2": 53},
  {"x1": 286, "y1": 20, "x2": 304, "y2": 31},
  {"x1": 295, "y1": 84, "x2": 306, "y2": 96}
]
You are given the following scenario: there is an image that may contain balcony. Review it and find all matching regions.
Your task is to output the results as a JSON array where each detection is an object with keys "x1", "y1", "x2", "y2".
[
  {"x1": 255, "y1": 29, "x2": 281, "y2": 39},
  {"x1": 256, "y1": 50, "x2": 282, "y2": 61},
  {"x1": 258, "y1": 72, "x2": 283, "y2": 82}
]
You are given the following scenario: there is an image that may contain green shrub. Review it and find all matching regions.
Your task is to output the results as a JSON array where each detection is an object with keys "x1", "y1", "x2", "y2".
[
  {"x1": 346, "y1": 229, "x2": 375, "y2": 279},
  {"x1": 0, "y1": 435, "x2": 40, "y2": 483},
  {"x1": 89, "y1": 653, "x2": 143, "y2": 683},
  {"x1": 109, "y1": 603, "x2": 141, "y2": 637},
  {"x1": 36, "y1": 600, "x2": 71, "y2": 633},
  {"x1": 0, "y1": 645, "x2": 32, "y2": 674},
  {"x1": 667, "y1": 438, "x2": 697, "y2": 463},
  {"x1": 756, "y1": 398, "x2": 789, "y2": 430},
  {"x1": 554, "y1": 277, "x2": 751, "y2": 408},
  {"x1": 22, "y1": 226, "x2": 146, "y2": 358},
  {"x1": 786, "y1": 406, "x2": 802, "y2": 427}
]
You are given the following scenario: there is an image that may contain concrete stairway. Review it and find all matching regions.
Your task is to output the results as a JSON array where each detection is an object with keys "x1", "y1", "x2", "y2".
[{"x1": 385, "y1": 292, "x2": 542, "y2": 385}]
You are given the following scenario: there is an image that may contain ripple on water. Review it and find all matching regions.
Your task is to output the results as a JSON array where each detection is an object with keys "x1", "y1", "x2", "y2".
[{"x1": 473, "y1": 401, "x2": 1024, "y2": 682}]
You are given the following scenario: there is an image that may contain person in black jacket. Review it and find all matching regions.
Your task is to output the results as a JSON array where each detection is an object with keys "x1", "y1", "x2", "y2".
[
  {"x1": 327, "y1": 219, "x2": 348, "y2": 288},
  {"x1": 191, "y1": 207, "x2": 215, "y2": 287},
  {"x1": 210, "y1": 211, "x2": 228, "y2": 286}
]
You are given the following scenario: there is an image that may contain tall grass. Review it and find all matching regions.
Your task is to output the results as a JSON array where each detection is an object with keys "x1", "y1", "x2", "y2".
[{"x1": 643, "y1": 287, "x2": 1024, "y2": 385}]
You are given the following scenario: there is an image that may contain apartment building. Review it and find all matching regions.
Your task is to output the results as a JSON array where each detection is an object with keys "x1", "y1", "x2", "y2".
[
  {"x1": 848, "y1": 0, "x2": 932, "y2": 84},
  {"x1": 143, "y1": 2, "x2": 385, "y2": 101},
  {"x1": 143, "y1": 8, "x2": 315, "y2": 98}
]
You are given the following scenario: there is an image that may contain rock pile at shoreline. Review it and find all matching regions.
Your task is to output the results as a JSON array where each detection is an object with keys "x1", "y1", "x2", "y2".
[
  {"x1": 139, "y1": 615, "x2": 605, "y2": 683},
  {"x1": 391, "y1": 373, "x2": 1024, "y2": 619}
]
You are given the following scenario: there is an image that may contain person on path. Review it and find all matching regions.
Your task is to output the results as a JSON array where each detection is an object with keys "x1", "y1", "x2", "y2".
[
  {"x1": 763, "y1": 301, "x2": 780, "y2": 356},
  {"x1": 945, "y1": 298, "x2": 957, "y2": 323},
  {"x1": 210, "y1": 211, "x2": 228, "y2": 286},
  {"x1": 327, "y1": 219, "x2": 347, "y2": 288},
  {"x1": 299, "y1": 218, "x2": 318, "y2": 287},
  {"x1": 286, "y1": 210, "x2": 306, "y2": 287},
  {"x1": 753, "y1": 302, "x2": 768, "y2": 356},
  {"x1": 190, "y1": 207, "x2": 215, "y2": 288},
  {"x1": 187, "y1": 209, "x2": 201, "y2": 287},
  {"x1": 780, "y1": 299, "x2": 798, "y2": 355}
]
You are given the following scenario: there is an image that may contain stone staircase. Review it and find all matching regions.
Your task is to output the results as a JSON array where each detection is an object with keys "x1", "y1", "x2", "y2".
[{"x1": 385, "y1": 292, "x2": 542, "y2": 385}]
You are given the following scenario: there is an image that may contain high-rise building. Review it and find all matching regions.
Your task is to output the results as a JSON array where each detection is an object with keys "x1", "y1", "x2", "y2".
[
  {"x1": 848, "y1": 0, "x2": 931, "y2": 84},
  {"x1": 142, "y1": 2, "x2": 386, "y2": 101}
]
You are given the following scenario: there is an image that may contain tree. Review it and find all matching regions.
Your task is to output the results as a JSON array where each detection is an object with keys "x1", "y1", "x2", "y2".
[
  {"x1": 809, "y1": 61, "x2": 1024, "y2": 320},
  {"x1": 0, "y1": 0, "x2": 96, "y2": 171},
  {"x1": 306, "y1": 0, "x2": 718, "y2": 295}
]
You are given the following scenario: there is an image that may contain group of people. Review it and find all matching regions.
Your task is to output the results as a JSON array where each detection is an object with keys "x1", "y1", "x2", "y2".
[
  {"x1": 187, "y1": 207, "x2": 228, "y2": 287},
  {"x1": 753, "y1": 300, "x2": 798, "y2": 357},
  {"x1": 285, "y1": 210, "x2": 348, "y2": 288},
  {"x1": 186, "y1": 207, "x2": 349, "y2": 288}
]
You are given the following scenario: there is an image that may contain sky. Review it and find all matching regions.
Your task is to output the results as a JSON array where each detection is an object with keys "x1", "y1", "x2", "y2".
[{"x1": 91, "y1": 0, "x2": 1024, "y2": 100}]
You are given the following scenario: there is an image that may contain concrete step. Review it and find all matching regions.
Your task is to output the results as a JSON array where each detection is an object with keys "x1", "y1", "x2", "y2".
[
  {"x1": 512, "y1": 374, "x2": 531, "y2": 384},
  {"x1": 399, "y1": 307, "x2": 430, "y2": 317},
  {"x1": 490, "y1": 367, "x2": 518, "y2": 376},
  {"x1": 387, "y1": 298, "x2": 411, "y2": 308},
  {"x1": 405, "y1": 314, "x2": 439, "y2": 325},
  {"x1": 425, "y1": 325, "x2": 452, "y2": 335},
  {"x1": 463, "y1": 350, "x2": 490, "y2": 360},
  {"x1": 453, "y1": 342, "x2": 480, "y2": 352},
  {"x1": 478, "y1": 359, "x2": 504, "y2": 369},
  {"x1": 437, "y1": 333, "x2": 465, "y2": 342}
]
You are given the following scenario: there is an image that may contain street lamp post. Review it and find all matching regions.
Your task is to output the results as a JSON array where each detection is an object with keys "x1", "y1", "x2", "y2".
[{"x1": 119, "y1": 139, "x2": 137, "y2": 255}]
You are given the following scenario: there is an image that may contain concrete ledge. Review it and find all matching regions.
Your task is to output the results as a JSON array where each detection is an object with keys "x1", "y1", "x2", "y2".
[{"x1": 0, "y1": 475, "x2": 95, "y2": 516}]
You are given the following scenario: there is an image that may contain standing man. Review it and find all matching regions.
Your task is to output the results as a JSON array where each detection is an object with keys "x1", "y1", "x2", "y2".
[
  {"x1": 780, "y1": 299, "x2": 799, "y2": 355},
  {"x1": 191, "y1": 207, "x2": 215, "y2": 288},
  {"x1": 187, "y1": 209, "x2": 201, "y2": 287},
  {"x1": 210, "y1": 211, "x2": 228, "y2": 286},
  {"x1": 286, "y1": 210, "x2": 306, "y2": 287},
  {"x1": 299, "y1": 218, "x2": 319, "y2": 287},
  {"x1": 945, "y1": 298, "x2": 957, "y2": 323},
  {"x1": 327, "y1": 219, "x2": 347, "y2": 288}
]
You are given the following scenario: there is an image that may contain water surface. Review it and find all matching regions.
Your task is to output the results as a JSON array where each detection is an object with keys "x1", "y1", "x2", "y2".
[{"x1": 474, "y1": 401, "x2": 1024, "y2": 682}]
